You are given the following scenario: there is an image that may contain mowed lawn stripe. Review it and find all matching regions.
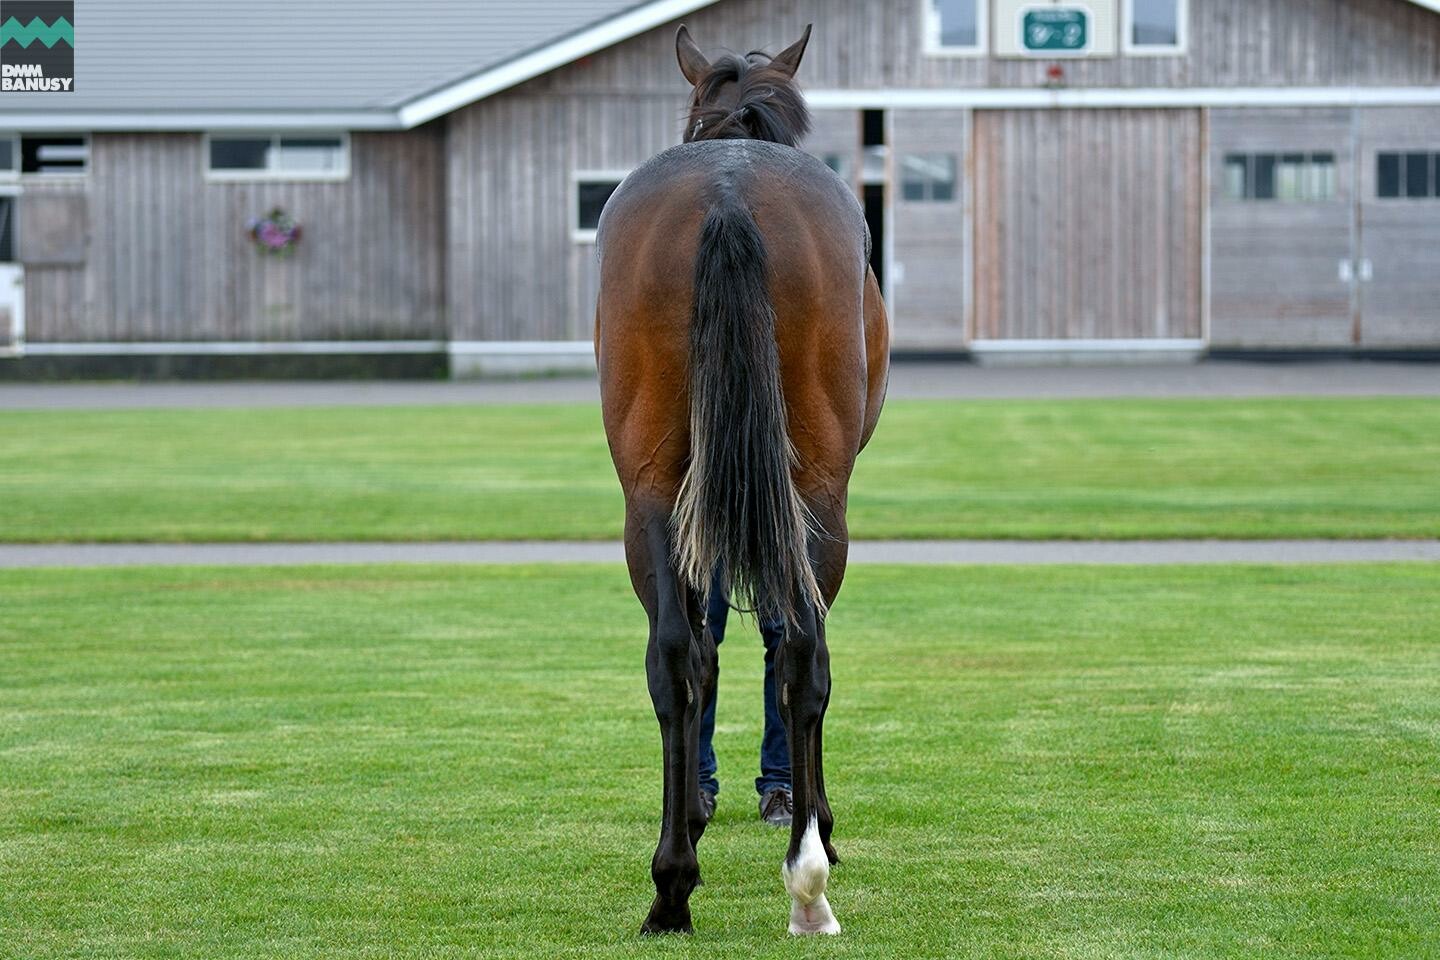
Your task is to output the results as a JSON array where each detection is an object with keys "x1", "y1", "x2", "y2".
[
  {"x1": 1, "y1": 397, "x2": 1437, "y2": 542},
  {"x1": 1, "y1": 563, "x2": 1438, "y2": 958}
]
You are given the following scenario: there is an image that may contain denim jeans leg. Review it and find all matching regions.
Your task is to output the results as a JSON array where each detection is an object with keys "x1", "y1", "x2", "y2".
[
  {"x1": 755, "y1": 615, "x2": 792, "y2": 796},
  {"x1": 697, "y1": 564, "x2": 730, "y2": 798}
]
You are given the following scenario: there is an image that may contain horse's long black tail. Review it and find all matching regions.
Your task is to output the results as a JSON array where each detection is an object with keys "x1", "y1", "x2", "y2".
[{"x1": 672, "y1": 192, "x2": 821, "y2": 628}]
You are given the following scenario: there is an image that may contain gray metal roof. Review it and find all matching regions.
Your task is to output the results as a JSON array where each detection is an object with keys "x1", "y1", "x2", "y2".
[{"x1": 0, "y1": 0, "x2": 673, "y2": 115}]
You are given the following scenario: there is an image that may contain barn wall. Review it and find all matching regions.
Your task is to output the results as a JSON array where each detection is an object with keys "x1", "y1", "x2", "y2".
[
  {"x1": 446, "y1": 94, "x2": 682, "y2": 341},
  {"x1": 22, "y1": 128, "x2": 447, "y2": 342},
  {"x1": 1209, "y1": 104, "x2": 1440, "y2": 348},
  {"x1": 525, "y1": 0, "x2": 1440, "y2": 94},
  {"x1": 447, "y1": 0, "x2": 1440, "y2": 347}
]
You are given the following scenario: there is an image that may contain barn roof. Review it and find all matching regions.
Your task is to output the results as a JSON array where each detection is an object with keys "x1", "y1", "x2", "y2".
[
  {"x1": 4, "y1": 0, "x2": 1440, "y2": 130},
  {"x1": 0, "y1": 0, "x2": 719, "y2": 128}
]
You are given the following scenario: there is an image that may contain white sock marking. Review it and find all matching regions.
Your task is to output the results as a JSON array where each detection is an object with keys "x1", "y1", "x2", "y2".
[{"x1": 781, "y1": 816, "x2": 840, "y2": 935}]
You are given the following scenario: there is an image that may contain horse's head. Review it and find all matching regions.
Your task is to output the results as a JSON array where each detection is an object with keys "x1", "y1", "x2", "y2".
[{"x1": 676, "y1": 24, "x2": 812, "y2": 148}]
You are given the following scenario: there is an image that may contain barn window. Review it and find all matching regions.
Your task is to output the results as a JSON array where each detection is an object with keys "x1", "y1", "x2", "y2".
[
  {"x1": 1376, "y1": 151, "x2": 1437, "y2": 199},
  {"x1": 206, "y1": 133, "x2": 348, "y2": 180},
  {"x1": 20, "y1": 135, "x2": 88, "y2": 175},
  {"x1": 1125, "y1": 0, "x2": 1186, "y2": 54},
  {"x1": 816, "y1": 153, "x2": 853, "y2": 181},
  {"x1": 900, "y1": 154, "x2": 957, "y2": 202},
  {"x1": 924, "y1": 0, "x2": 984, "y2": 53},
  {"x1": 573, "y1": 173, "x2": 626, "y2": 241},
  {"x1": 1223, "y1": 152, "x2": 1335, "y2": 201}
]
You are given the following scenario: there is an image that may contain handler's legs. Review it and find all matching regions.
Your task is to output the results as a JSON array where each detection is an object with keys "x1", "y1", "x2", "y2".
[{"x1": 696, "y1": 565, "x2": 794, "y2": 810}]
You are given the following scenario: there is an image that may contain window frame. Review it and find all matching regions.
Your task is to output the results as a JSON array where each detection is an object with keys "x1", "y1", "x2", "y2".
[
  {"x1": 922, "y1": 0, "x2": 988, "y2": 58},
  {"x1": 1220, "y1": 151, "x2": 1338, "y2": 203},
  {"x1": 571, "y1": 169, "x2": 630, "y2": 244},
  {"x1": 898, "y1": 152, "x2": 958, "y2": 203},
  {"x1": 1122, "y1": 0, "x2": 1188, "y2": 57},
  {"x1": 16, "y1": 133, "x2": 90, "y2": 179},
  {"x1": 203, "y1": 131, "x2": 351, "y2": 182},
  {"x1": 1375, "y1": 150, "x2": 1439, "y2": 200}
]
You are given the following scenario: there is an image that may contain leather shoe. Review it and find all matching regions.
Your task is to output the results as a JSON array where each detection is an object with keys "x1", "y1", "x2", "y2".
[
  {"x1": 758, "y1": 787, "x2": 792, "y2": 828},
  {"x1": 699, "y1": 790, "x2": 716, "y2": 825}
]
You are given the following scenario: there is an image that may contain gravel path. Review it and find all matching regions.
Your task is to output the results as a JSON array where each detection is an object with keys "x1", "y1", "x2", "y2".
[
  {"x1": 2, "y1": 539, "x2": 1437, "y2": 569},
  {"x1": 3, "y1": 360, "x2": 1437, "y2": 410}
]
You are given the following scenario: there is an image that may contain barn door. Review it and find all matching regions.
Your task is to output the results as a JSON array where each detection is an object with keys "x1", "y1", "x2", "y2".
[
  {"x1": 890, "y1": 109, "x2": 968, "y2": 349},
  {"x1": 973, "y1": 109, "x2": 1203, "y2": 342},
  {"x1": 1356, "y1": 107, "x2": 1440, "y2": 347},
  {"x1": 1208, "y1": 108, "x2": 1357, "y2": 347},
  {"x1": 0, "y1": 193, "x2": 19, "y2": 351}
]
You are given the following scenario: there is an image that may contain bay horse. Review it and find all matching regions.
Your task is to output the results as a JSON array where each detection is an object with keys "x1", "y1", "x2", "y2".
[{"x1": 594, "y1": 23, "x2": 889, "y2": 936}]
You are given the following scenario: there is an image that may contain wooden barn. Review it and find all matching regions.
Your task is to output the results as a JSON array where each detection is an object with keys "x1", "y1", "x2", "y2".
[{"x1": 3, "y1": 0, "x2": 1440, "y2": 375}]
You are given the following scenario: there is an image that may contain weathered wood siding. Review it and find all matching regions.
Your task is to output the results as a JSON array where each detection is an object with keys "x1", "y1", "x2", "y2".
[
  {"x1": 525, "y1": 0, "x2": 1440, "y2": 94},
  {"x1": 1208, "y1": 108, "x2": 1356, "y2": 347},
  {"x1": 1357, "y1": 106, "x2": 1440, "y2": 346},
  {"x1": 446, "y1": 0, "x2": 1440, "y2": 346},
  {"x1": 973, "y1": 108, "x2": 1203, "y2": 339},
  {"x1": 446, "y1": 94, "x2": 681, "y2": 341},
  {"x1": 890, "y1": 109, "x2": 970, "y2": 347},
  {"x1": 22, "y1": 129, "x2": 446, "y2": 342},
  {"x1": 16, "y1": 179, "x2": 86, "y2": 339}
]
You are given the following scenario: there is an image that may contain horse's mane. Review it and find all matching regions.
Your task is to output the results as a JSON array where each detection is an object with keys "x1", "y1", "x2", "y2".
[{"x1": 683, "y1": 51, "x2": 811, "y2": 148}]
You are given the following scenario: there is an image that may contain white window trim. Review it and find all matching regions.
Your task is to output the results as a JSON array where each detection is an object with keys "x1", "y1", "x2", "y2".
[
  {"x1": 14, "y1": 132, "x2": 90, "y2": 180},
  {"x1": 571, "y1": 169, "x2": 631, "y2": 244},
  {"x1": 921, "y1": 0, "x2": 988, "y2": 58},
  {"x1": 1122, "y1": 0, "x2": 1188, "y2": 57},
  {"x1": 203, "y1": 131, "x2": 351, "y2": 182}
]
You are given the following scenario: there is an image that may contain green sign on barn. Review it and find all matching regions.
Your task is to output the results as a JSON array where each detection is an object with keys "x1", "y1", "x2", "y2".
[{"x1": 1021, "y1": 7, "x2": 1089, "y2": 52}]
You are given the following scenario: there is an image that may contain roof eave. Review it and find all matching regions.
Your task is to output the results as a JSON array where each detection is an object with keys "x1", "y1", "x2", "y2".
[
  {"x1": 393, "y1": 0, "x2": 721, "y2": 128},
  {"x1": 0, "y1": 109, "x2": 404, "y2": 132}
]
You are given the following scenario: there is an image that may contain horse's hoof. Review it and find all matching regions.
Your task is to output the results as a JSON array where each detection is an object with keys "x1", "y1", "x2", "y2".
[
  {"x1": 640, "y1": 901, "x2": 693, "y2": 935},
  {"x1": 788, "y1": 893, "x2": 841, "y2": 935}
]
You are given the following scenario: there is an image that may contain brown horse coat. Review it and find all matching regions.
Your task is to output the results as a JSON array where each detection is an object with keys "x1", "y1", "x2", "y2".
[{"x1": 594, "y1": 25, "x2": 888, "y2": 936}]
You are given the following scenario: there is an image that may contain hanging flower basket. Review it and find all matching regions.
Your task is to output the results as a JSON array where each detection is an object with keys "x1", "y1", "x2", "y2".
[{"x1": 246, "y1": 207, "x2": 302, "y2": 257}]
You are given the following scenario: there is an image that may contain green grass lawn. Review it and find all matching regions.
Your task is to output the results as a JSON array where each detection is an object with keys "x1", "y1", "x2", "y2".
[
  {"x1": 3, "y1": 563, "x2": 1437, "y2": 958},
  {"x1": 2, "y1": 397, "x2": 1438, "y2": 542}
]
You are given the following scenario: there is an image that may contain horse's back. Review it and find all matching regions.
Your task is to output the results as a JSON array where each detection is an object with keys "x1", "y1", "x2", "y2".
[
  {"x1": 596, "y1": 140, "x2": 876, "y2": 502},
  {"x1": 598, "y1": 141, "x2": 867, "y2": 312}
]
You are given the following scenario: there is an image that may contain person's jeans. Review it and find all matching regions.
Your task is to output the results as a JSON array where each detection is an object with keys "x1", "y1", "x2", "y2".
[{"x1": 696, "y1": 565, "x2": 791, "y2": 798}]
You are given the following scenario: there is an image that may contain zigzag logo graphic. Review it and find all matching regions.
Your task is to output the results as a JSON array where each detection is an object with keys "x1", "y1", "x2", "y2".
[{"x1": 0, "y1": 15, "x2": 73, "y2": 48}]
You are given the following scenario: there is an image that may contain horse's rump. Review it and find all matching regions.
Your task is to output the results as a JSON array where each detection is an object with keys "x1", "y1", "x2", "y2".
[{"x1": 597, "y1": 140, "x2": 870, "y2": 624}]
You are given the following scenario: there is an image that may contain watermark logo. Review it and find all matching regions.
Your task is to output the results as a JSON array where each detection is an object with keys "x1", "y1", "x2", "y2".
[{"x1": 1, "y1": 1, "x2": 73, "y2": 92}]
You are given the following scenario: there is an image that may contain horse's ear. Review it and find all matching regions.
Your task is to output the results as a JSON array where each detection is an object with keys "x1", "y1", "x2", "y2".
[
  {"x1": 675, "y1": 25, "x2": 710, "y2": 86},
  {"x1": 770, "y1": 23, "x2": 812, "y2": 78}
]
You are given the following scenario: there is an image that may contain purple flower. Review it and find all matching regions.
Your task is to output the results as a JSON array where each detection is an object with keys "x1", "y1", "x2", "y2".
[
  {"x1": 248, "y1": 209, "x2": 300, "y2": 254},
  {"x1": 259, "y1": 223, "x2": 290, "y2": 248}
]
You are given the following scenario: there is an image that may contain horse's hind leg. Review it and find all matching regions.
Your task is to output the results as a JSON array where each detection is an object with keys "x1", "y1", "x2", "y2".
[
  {"x1": 778, "y1": 502, "x2": 849, "y2": 934},
  {"x1": 808, "y1": 505, "x2": 849, "y2": 868},
  {"x1": 627, "y1": 499, "x2": 705, "y2": 934},
  {"x1": 811, "y1": 665, "x2": 839, "y2": 866},
  {"x1": 687, "y1": 587, "x2": 717, "y2": 847},
  {"x1": 777, "y1": 590, "x2": 839, "y2": 934}
]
